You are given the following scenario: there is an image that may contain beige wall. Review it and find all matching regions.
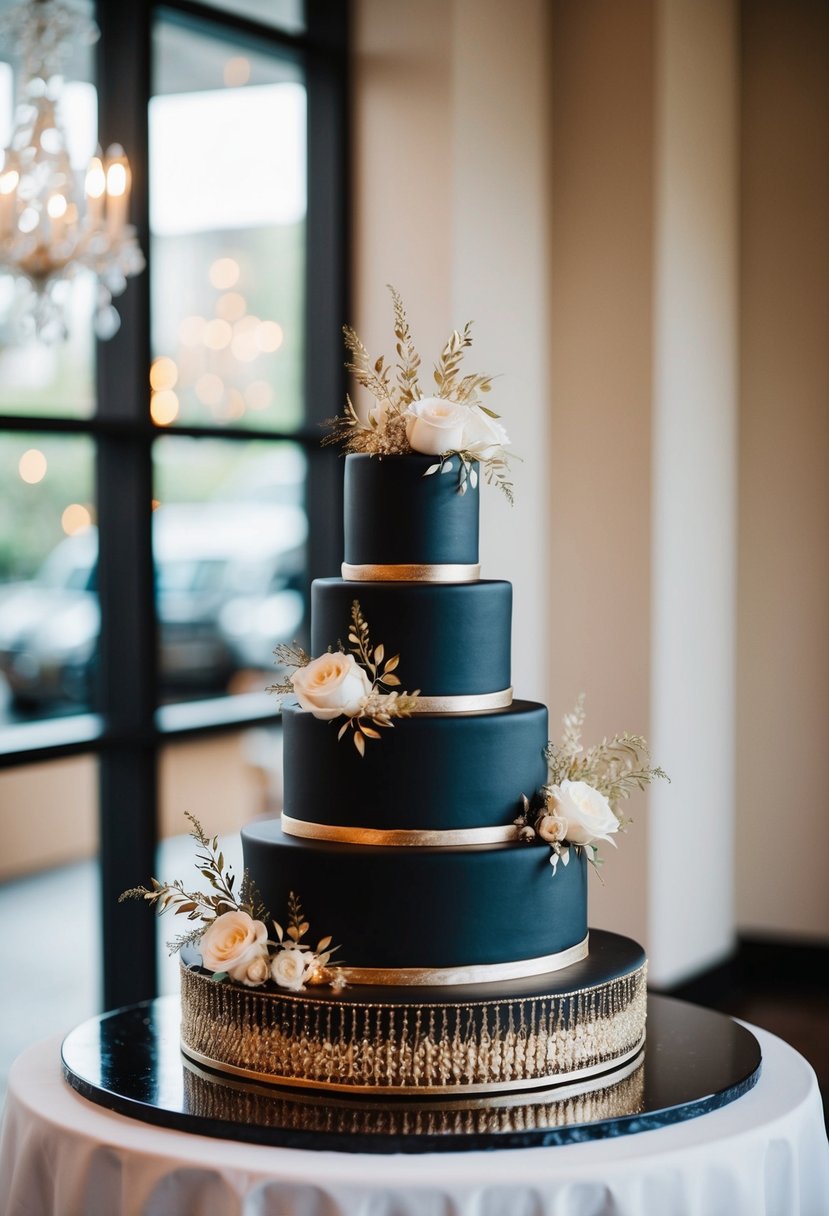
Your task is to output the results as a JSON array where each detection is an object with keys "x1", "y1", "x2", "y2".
[
  {"x1": 650, "y1": 0, "x2": 739, "y2": 979},
  {"x1": 549, "y1": 0, "x2": 655, "y2": 949},
  {"x1": 737, "y1": 0, "x2": 829, "y2": 940}
]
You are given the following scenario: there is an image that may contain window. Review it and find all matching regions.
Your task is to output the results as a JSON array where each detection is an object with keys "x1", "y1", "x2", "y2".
[{"x1": 0, "y1": 0, "x2": 347, "y2": 1046}]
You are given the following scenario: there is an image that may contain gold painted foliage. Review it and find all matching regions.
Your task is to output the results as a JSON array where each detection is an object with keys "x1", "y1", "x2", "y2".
[
  {"x1": 324, "y1": 287, "x2": 510, "y2": 496},
  {"x1": 119, "y1": 812, "x2": 268, "y2": 954},
  {"x1": 341, "y1": 599, "x2": 420, "y2": 756},
  {"x1": 267, "y1": 641, "x2": 311, "y2": 696},
  {"x1": 544, "y1": 696, "x2": 669, "y2": 826}
]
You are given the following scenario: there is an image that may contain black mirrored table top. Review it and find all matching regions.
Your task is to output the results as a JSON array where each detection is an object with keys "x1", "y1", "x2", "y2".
[{"x1": 61, "y1": 994, "x2": 761, "y2": 1155}]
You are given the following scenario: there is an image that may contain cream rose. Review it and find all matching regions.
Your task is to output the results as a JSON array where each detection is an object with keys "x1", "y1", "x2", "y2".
[
  {"x1": 547, "y1": 780, "x2": 619, "y2": 846},
  {"x1": 536, "y1": 813, "x2": 568, "y2": 844},
  {"x1": 405, "y1": 397, "x2": 468, "y2": 455},
  {"x1": 229, "y1": 952, "x2": 270, "y2": 987},
  {"x1": 291, "y1": 651, "x2": 372, "y2": 720},
  {"x1": 200, "y1": 910, "x2": 268, "y2": 975},
  {"x1": 461, "y1": 406, "x2": 510, "y2": 459},
  {"x1": 271, "y1": 945, "x2": 312, "y2": 992}
]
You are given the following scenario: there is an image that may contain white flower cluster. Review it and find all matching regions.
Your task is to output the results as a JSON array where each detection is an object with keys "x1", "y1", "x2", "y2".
[
  {"x1": 199, "y1": 909, "x2": 323, "y2": 992},
  {"x1": 404, "y1": 395, "x2": 510, "y2": 460},
  {"x1": 527, "y1": 779, "x2": 619, "y2": 875}
]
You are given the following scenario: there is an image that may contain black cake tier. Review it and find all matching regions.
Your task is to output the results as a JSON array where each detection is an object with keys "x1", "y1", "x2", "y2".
[
  {"x1": 281, "y1": 699, "x2": 547, "y2": 833},
  {"x1": 344, "y1": 453, "x2": 479, "y2": 568},
  {"x1": 242, "y1": 815, "x2": 587, "y2": 974},
  {"x1": 312, "y1": 578, "x2": 512, "y2": 698}
]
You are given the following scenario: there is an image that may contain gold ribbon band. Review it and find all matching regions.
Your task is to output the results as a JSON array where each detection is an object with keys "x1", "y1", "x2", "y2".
[
  {"x1": 181, "y1": 1031, "x2": 643, "y2": 1098},
  {"x1": 335, "y1": 936, "x2": 589, "y2": 987},
  {"x1": 342, "y1": 561, "x2": 481, "y2": 583},
  {"x1": 411, "y1": 687, "x2": 513, "y2": 714},
  {"x1": 281, "y1": 812, "x2": 519, "y2": 848}
]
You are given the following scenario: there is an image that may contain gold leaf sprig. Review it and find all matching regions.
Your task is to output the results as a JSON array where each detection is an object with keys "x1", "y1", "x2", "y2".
[
  {"x1": 544, "y1": 698, "x2": 669, "y2": 826},
  {"x1": 272, "y1": 891, "x2": 340, "y2": 977},
  {"x1": 267, "y1": 641, "x2": 312, "y2": 696},
  {"x1": 390, "y1": 284, "x2": 422, "y2": 407},
  {"x1": 119, "y1": 812, "x2": 268, "y2": 954},
  {"x1": 324, "y1": 288, "x2": 514, "y2": 500},
  {"x1": 340, "y1": 599, "x2": 420, "y2": 756}
]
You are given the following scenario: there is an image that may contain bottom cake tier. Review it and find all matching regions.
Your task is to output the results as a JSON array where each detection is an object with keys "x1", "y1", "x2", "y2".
[{"x1": 180, "y1": 930, "x2": 646, "y2": 1096}]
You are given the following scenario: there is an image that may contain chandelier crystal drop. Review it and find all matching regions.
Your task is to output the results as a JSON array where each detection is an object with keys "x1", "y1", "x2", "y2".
[{"x1": 0, "y1": 0, "x2": 145, "y2": 341}]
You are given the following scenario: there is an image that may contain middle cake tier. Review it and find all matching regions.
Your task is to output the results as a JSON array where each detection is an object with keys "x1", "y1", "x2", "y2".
[
  {"x1": 243, "y1": 816, "x2": 588, "y2": 976},
  {"x1": 281, "y1": 699, "x2": 548, "y2": 836},
  {"x1": 311, "y1": 578, "x2": 512, "y2": 700}
]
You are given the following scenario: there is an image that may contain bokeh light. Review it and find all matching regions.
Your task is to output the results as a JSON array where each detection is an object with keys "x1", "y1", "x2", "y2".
[
  {"x1": 215, "y1": 291, "x2": 247, "y2": 322},
  {"x1": 61, "y1": 503, "x2": 92, "y2": 535},
  {"x1": 256, "y1": 320, "x2": 283, "y2": 352},
  {"x1": 209, "y1": 257, "x2": 240, "y2": 290},
  {"x1": 19, "y1": 448, "x2": 47, "y2": 484},
  {"x1": 150, "y1": 389, "x2": 180, "y2": 425},
  {"x1": 150, "y1": 356, "x2": 178, "y2": 390},
  {"x1": 223, "y1": 57, "x2": 251, "y2": 87},
  {"x1": 195, "y1": 373, "x2": 224, "y2": 406}
]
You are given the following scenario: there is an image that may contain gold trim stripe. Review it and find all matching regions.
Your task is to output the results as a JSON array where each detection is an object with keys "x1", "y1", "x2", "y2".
[
  {"x1": 181, "y1": 1033, "x2": 645, "y2": 1097},
  {"x1": 411, "y1": 687, "x2": 513, "y2": 713},
  {"x1": 335, "y1": 935, "x2": 589, "y2": 987},
  {"x1": 281, "y1": 812, "x2": 519, "y2": 848},
  {"x1": 342, "y1": 561, "x2": 481, "y2": 583}
]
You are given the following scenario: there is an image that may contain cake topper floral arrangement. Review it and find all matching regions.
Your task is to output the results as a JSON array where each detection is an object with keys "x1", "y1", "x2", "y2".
[
  {"x1": 516, "y1": 697, "x2": 669, "y2": 876},
  {"x1": 269, "y1": 600, "x2": 420, "y2": 756},
  {"x1": 120, "y1": 813, "x2": 345, "y2": 992},
  {"x1": 325, "y1": 285, "x2": 514, "y2": 502}
]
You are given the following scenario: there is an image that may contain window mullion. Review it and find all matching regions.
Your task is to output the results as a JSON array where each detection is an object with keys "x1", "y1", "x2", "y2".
[
  {"x1": 95, "y1": 0, "x2": 158, "y2": 1010},
  {"x1": 304, "y1": 0, "x2": 349, "y2": 584}
]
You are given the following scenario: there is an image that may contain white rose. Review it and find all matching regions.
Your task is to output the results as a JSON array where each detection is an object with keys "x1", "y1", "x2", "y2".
[
  {"x1": 200, "y1": 910, "x2": 268, "y2": 975},
  {"x1": 536, "y1": 813, "x2": 568, "y2": 844},
  {"x1": 229, "y1": 952, "x2": 270, "y2": 987},
  {"x1": 272, "y1": 945, "x2": 312, "y2": 992},
  {"x1": 291, "y1": 651, "x2": 372, "y2": 720},
  {"x1": 405, "y1": 397, "x2": 468, "y2": 455},
  {"x1": 547, "y1": 780, "x2": 619, "y2": 846},
  {"x1": 461, "y1": 405, "x2": 510, "y2": 459}
]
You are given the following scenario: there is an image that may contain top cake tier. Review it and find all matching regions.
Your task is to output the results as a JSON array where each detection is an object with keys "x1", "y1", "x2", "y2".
[{"x1": 343, "y1": 453, "x2": 479, "y2": 579}]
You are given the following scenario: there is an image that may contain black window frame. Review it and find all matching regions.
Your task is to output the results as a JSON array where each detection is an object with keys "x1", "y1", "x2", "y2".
[{"x1": 0, "y1": 0, "x2": 348, "y2": 1010}]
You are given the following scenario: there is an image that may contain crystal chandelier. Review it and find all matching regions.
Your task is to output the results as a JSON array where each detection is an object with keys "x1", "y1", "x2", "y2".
[{"x1": 0, "y1": 0, "x2": 145, "y2": 340}]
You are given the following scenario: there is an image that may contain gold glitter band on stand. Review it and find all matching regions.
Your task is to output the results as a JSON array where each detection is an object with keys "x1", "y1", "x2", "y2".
[
  {"x1": 179, "y1": 960, "x2": 647, "y2": 1095},
  {"x1": 182, "y1": 1048, "x2": 647, "y2": 1133},
  {"x1": 410, "y1": 687, "x2": 513, "y2": 713},
  {"x1": 342, "y1": 561, "x2": 481, "y2": 583},
  {"x1": 281, "y1": 813, "x2": 519, "y2": 848},
  {"x1": 181, "y1": 1034, "x2": 646, "y2": 1097}
]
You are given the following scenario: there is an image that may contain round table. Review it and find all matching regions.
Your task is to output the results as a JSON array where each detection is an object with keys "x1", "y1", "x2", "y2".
[{"x1": 1, "y1": 1018, "x2": 827, "y2": 1216}]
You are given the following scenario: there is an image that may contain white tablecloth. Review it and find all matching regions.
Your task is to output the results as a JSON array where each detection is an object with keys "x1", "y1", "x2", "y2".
[{"x1": 1, "y1": 1022, "x2": 827, "y2": 1216}]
